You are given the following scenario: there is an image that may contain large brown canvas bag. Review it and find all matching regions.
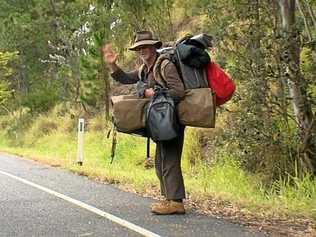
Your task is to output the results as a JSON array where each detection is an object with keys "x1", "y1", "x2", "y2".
[
  {"x1": 177, "y1": 88, "x2": 216, "y2": 128},
  {"x1": 111, "y1": 89, "x2": 215, "y2": 131},
  {"x1": 111, "y1": 95, "x2": 149, "y2": 133}
]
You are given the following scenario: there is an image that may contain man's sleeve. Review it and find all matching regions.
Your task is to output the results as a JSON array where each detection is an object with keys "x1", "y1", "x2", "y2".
[
  {"x1": 111, "y1": 68, "x2": 139, "y2": 84},
  {"x1": 162, "y1": 61, "x2": 185, "y2": 102}
]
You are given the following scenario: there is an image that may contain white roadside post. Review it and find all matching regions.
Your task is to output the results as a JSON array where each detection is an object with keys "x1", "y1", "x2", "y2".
[{"x1": 77, "y1": 118, "x2": 85, "y2": 166}]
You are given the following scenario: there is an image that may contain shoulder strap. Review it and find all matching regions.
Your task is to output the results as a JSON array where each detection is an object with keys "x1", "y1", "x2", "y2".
[
  {"x1": 153, "y1": 54, "x2": 171, "y2": 88},
  {"x1": 138, "y1": 64, "x2": 146, "y2": 81}
]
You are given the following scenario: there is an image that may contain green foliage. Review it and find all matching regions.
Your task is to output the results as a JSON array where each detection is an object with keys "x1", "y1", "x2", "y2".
[
  {"x1": 21, "y1": 85, "x2": 60, "y2": 113},
  {"x1": 79, "y1": 53, "x2": 106, "y2": 109},
  {"x1": 0, "y1": 81, "x2": 12, "y2": 106},
  {"x1": 188, "y1": 157, "x2": 265, "y2": 203},
  {"x1": 193, "y1": 0, "x2": 316, "y2": 177},
  {"x1": 0, "y1": 51, "x2": 18, "y2": 111},
  {"x1": 183, "y1": 128, "x2": 203, "y2": 168},
  {"x1": 174, "y1": 0, "x2": 210, "y2": 17},
  {"x1": 3, "y1": 108, "x2": 33, "y2": 144},
  {"x1": 0, "y1": 51, "x2": 18, "y2": 77},
  {"x1": 301, "y1": 47, "x2": 316, "y2": 103},
  {"x1": 89, "y1": 114, "x2": 110, "y2": 132},
  {"x1": 24, "y1": 114, "x2": 59, "y2": 145}
]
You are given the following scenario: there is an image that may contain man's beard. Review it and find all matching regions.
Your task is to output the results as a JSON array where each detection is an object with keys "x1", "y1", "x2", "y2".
[{"x1": 140, "y1": 55, "x2": 149, "y2": 62}]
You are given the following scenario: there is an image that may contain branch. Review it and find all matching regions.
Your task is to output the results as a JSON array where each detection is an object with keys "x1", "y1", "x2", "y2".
[
  {"x1": 0, "y1": 104, "x2": 12, "y2": 116},
  {"x1": 268, "y1": 100, "x2": 300, "y2": 125}
]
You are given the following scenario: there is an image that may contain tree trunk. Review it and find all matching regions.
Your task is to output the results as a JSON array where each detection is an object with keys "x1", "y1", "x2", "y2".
[
  {"x1": 73, "y1": 55, "x2": 81, "y2": 103},
  {"x1": 304, "y1": 0, "x2": 316, "y2": 29},
  {"x1": 278, "y1": 0, "x2": 316, "y2": 174},
  {"x1": 296, "y1": 0, "x2": 312, "y2": 41}
]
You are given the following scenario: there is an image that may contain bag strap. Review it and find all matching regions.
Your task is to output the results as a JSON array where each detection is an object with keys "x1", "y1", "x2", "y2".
[
  {"x1": 138, "y1": 63, "x2": 146, "y2": 82},
  {"x1": 108, "y1": 116, "x2": 118, "y2": 164},
  {"x1": 110, "y1": 128, "x2": 117, "y2": 164},
  {"x1": 153, "y1": 54, "x2": 171, "y2": 88},
  {"x1": 146, "y1": 137, "x2": 150, "y2": 160}
]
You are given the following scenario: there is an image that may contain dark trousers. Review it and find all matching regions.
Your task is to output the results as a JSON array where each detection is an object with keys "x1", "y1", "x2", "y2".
[{"x1": 154, "y1": 126, "x2": 185, "y2": 200}]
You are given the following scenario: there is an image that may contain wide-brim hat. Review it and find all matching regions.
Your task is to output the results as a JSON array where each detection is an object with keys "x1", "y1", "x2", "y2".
[{"x1": 129, "y1": 31, "x2": 162, "y2": 51}]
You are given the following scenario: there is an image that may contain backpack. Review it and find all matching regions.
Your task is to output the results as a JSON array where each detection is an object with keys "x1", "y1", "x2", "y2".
[
  {"x1": 146, "y1": 87, "x2": 179, "y2": 142},
  {"x1": 155, "y1": 34, "x2": 212, "y2": 90},
  {"x1": 153, "y1": 34, "x2": 216, "y2": 129},
  {"x1": 206, "y1": 62, "x2": 236, "y2": 106},
  {"x1": 155, "y1": 33, "x2": 235, "y2": 106}
]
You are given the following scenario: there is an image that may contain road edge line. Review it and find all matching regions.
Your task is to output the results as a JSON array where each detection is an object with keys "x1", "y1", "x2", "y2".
[{"x1": 0, "y1": 170, "x2": 161, "y2": 237}]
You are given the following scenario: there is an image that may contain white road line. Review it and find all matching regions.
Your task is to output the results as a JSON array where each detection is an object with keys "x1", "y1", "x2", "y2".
[{"x1": 0, "y1": 170, "x2": 161, "y2": 237}]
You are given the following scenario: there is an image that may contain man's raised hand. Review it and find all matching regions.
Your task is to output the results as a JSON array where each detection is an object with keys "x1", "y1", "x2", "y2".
[{"x1": 102, "y1": 43, "x2": 118, "y2": 65}]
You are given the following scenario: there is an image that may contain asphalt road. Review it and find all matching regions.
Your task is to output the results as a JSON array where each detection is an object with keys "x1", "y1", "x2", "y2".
[{"x1": 0, "y1": 153, "x2": 268, "y2": 237}]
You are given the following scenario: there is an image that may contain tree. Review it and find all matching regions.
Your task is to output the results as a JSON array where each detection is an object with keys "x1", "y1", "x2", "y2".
[{"x1": 278, "y1": 0, "x2": 316, "y2": 173}]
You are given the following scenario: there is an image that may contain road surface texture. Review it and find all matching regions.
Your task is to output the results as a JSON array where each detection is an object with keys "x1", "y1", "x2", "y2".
[{"x1": 0, "y1": 153, "x2": 268, "y2": 237}]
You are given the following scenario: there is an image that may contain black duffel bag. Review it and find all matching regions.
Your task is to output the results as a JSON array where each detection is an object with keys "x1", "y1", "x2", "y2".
[{"x1": 146, "y1": 88, "x2": 179, "y2": 142}]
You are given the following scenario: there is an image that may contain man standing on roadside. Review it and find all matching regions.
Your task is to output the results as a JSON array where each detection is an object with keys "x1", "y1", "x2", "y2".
[{"x1": 102, "y1": 31, "x2": 186, "y2": 215}]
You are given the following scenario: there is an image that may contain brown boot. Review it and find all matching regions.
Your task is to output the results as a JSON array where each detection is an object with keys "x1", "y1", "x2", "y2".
[
  {"x1": 151, "y1": 200, "x2": 185, "y2": 215},
  {"x1": 151, "y1": 200, "x2": 169, "y2": 209}
]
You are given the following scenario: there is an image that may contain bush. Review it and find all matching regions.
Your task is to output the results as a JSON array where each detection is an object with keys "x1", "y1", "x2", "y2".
[
  {"x1": 88, "y1": 114, "x2": 110, "y2": 133},
  {"x1": 4, "y1": 108, "x2": 33, "y2": 144},
  {"x1": 23, "y1": 114, "x2": 59, "y2": 145},
  {"x1": 21, "y1": 86, "x2": 60, "y2": 113}
]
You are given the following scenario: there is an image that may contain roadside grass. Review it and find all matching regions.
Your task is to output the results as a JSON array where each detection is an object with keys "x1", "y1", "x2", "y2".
[
  {"x1": 0, "y1": 130, "x2": 158, "y2": 191},
  {"x1": 0, "y1": 115, "x2": 315, "y2": 223}
]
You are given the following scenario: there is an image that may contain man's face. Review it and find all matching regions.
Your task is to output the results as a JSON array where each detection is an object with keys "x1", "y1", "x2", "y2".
[{"x1": 136, "y1": 45, "x2": 156, "y2": 62}]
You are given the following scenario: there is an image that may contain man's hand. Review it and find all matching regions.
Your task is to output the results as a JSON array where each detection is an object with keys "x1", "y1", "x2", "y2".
[
  {"x1": 102, "y1": 43, "x2": 118, "y2": 65},
  {"x1": 144, "y1": 88, "x2": 155, "y2": 98}
]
